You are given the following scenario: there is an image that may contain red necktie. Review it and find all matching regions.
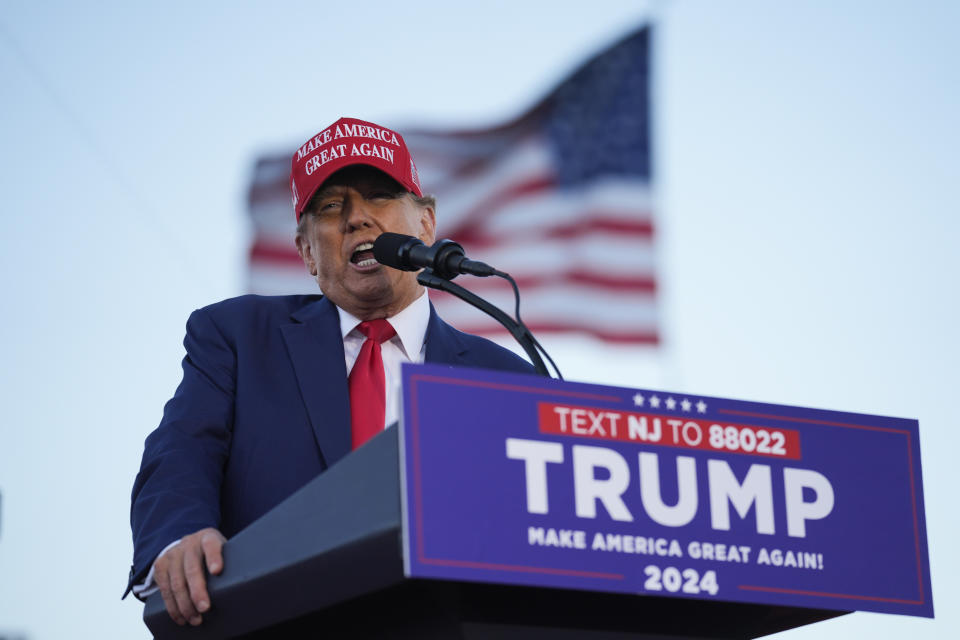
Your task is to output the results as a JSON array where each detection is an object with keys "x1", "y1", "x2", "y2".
[{"x1": 349, "y1": 319, "x2": 397, "y2": 449}]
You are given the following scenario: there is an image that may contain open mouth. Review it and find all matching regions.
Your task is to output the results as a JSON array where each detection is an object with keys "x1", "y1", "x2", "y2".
[{"x1": 350, "y1": 242, "x2": 377, "y2": 268}]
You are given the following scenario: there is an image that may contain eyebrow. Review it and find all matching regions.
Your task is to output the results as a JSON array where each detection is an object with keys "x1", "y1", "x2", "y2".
[
  {"x1": 313, "y1": 184, "x2": 347, "y2": 200},
  {"x1": 316, "y1": 181, "x2": 405, "y2": 201}
]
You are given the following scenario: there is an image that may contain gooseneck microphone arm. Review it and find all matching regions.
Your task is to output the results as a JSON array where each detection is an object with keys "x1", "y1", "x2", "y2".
[{"x1": 415, "y1": 269, "x2": 552, "y2": 377}]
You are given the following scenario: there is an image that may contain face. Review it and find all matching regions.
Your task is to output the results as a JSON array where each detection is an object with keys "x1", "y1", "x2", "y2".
[{"x1": 295, "y1": 166, "x2": 436, "y2": 319}]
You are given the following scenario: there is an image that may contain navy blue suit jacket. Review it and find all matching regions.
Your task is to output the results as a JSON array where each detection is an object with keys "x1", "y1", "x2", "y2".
[{"x1": 127, "y1": 294, "x2": 534, "y2": 594}]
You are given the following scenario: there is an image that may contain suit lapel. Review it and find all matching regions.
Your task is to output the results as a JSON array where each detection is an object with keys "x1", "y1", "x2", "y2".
[
  {"x1": 280, "y1": 297, "x2": 352, "y2": 468},
  {"x1": 424, "y1": 303, "x2": 470, "y2": 365},
  {"x1": 280, "y1": 300, "x2": 468, "y2": 468}
]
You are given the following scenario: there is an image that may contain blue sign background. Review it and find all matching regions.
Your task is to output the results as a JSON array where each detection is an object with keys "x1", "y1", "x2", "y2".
[{"x1": 399, "y1": 363, "x2": 933, "y2": 618}]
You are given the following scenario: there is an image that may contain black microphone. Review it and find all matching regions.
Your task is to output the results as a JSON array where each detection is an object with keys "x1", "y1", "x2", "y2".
[{"x1": 373, "y1": 233, "x2": 497, "y2": 279}]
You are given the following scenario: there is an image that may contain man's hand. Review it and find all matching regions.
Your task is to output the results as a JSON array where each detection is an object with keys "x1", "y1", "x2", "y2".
[{"x1": 154, "y1": 527, "x2": 226, "y2": 626}]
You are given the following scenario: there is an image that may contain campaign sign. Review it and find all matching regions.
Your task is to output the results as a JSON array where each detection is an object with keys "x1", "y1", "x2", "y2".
[{"x1": 399, "y1": 363, "x2": 933, "y2": 618}]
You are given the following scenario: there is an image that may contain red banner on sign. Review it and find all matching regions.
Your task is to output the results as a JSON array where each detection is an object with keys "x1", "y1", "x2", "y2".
[{"x1": 537, "y1": 403, "x2": 802, "y2": 460}]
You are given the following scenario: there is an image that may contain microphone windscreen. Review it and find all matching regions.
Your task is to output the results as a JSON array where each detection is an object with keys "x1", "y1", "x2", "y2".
[{"x1": 373, "y1": 232, "x2": 419, "y2": 269}]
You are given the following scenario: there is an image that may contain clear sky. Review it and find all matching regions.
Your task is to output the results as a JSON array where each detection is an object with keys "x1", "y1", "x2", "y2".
[{"x1": 1, "y1": 1, "x2": 957, "y2": 638}]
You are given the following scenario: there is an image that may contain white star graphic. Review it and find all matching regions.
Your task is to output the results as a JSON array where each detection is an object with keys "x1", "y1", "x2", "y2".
[
  {"x1": 665, "y1": 397, "x2": 676, "y2": 410},
  {"x1": 681, "y1": 399, "x2": 692, "y2": 412},
  {"x1": 633, "y1": 393, "x2": 645, "y2": 407},
  {"x1": 696, "y1": 400, "x2": 707, "y2": 414},
  {"x1": 649, "y1": 395, "x2": 661, "y2": 409}
]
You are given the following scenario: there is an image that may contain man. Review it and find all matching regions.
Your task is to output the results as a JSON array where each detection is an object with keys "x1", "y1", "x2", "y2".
[{"x1": 127, "y1": 117, "x2": 534, "y2": 626}]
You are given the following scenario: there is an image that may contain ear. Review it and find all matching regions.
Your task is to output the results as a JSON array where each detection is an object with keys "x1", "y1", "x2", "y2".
[
  {"x1": 418, "y1": 205, "x2": 437, "y2": 245},
  {"x1": 295, "y1": 233, "x2": 317, "y2": 276}
]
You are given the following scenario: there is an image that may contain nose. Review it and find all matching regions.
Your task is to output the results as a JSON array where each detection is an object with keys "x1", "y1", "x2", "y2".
[{"x1": 342, "y1": 193, "x2": 374, "y2": 233}]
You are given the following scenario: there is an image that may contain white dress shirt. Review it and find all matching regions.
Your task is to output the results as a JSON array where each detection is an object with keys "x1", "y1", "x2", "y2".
[
  {"x1": 337, "y1": 290, "x2": 430, "y2": 429},
  {"x1": 133, "y1": 292, "x2": 431, "y2": 599}
]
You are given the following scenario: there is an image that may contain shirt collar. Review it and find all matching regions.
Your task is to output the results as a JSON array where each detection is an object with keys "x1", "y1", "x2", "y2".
[{"x1": 336, "y1": 291, "x2": 430, "y2": 359}]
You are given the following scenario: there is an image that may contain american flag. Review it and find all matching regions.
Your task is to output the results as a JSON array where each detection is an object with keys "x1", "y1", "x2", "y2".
[{"x1": 246, "y1": 26, "x2": 656, "y2": 344}]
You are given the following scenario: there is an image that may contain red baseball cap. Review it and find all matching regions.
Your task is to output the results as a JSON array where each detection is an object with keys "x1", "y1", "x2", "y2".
[{"x1": 290, "y1": 117, "x2": 423, "y2": 222}]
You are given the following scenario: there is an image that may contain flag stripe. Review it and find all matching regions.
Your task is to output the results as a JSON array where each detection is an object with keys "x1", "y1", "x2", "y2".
[
  {"x1": 450, "y1": 323, "x2": 659, "y2": 345},
  {"x1": 429, "y1": 285, "x2": 657, "y2": 330},
  {"x1": 466, "y1": 236, "x2": 655, "y2": 275},
  {"x1": 455, "y1": 215, "x2": 653, "y2": 249},
  {"x1": 250, "y1": 241, "x2": 300, "y2": 265},
  {"x1": 455, "y1": 272, "x2": 656, "y2": 293}
]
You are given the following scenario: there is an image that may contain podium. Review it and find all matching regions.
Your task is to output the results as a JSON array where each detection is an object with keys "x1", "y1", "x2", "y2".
[{"x1": 143, "y1": 427, "x2": 844, "y2": 639}]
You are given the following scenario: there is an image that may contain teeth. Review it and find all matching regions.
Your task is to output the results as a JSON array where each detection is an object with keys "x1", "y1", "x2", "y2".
[{"x1": 351, "y1": 242, "x2": 377, "y2": 268}]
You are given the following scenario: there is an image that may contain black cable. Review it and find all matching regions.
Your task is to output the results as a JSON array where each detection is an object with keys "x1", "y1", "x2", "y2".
[
  {"x1": 418, "y1": 270, "x2": 551, "y2": 376},
  {"x1": 494, "y1": 270, "x2": 564, "y2": 381}
]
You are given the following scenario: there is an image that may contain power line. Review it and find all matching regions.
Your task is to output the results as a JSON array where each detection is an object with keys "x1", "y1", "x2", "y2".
[{"x1": 0, "y1": 18, "x2": 218, "y2": 291}]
